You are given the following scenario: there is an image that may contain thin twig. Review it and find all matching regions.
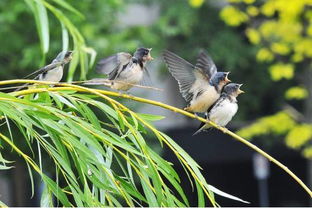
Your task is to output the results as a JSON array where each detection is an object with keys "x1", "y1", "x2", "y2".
[
  {"x1": 1, "y1": 79, "x2": 311, "y2": 198},
  {"x1": 70, "y1": 79, "x2": 163, "y2": 92}
]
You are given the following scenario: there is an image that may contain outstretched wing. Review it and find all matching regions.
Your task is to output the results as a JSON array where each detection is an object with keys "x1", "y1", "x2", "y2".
[
  {"x1": 96, "y1": 52, "x2": 132, "y2": 80},
  {"x1": 163, "y1": 50, "x2": 210, "y2": 103},
  {"x1": 195, "y1": 49, "x2": 217, "y2": 80}
]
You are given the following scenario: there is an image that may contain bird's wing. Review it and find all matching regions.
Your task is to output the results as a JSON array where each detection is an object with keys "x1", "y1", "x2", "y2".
[
  {"x1": 96, "y1": 52, "x2": 132, "y2": 80},
  {"x1": 163, "y1": 50, "x2": 209, "y2": 103},
  {"x1": 195, "y1": 49, "x2": 217, "y2": 80},
  {"x1": 23, "y1": 62, "x2": 62, "y2": 79}
]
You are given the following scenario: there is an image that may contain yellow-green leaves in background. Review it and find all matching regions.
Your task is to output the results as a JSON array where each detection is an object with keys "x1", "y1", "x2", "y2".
[
  {"x1": 188, "y1": 0, "x2": 205, "y2": 8},
  {"x1": 269, "y1": 63, "x2": 294, "y2": 81},
  {"x1": 285, "y1": 86, "x2": 308, "y2": 100},
  {"x1": 220, "y1": 6, "x2": 248, "y2": 26},
  {"x1": 245, "y1": 28, "x2": 260, "y2": 45},
  {"x1": 237, "y1": 111, "x2": 295, "y2": 139},
  {"x1": 286, "y1": 124, "x2": 312, "y2": 149},
  {"x1": 256, "y1": 48, "x2": 274, "y2": 62}
]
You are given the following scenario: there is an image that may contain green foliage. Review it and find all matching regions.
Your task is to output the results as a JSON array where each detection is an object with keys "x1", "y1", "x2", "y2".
[
  {"x1": 219, "y1": 0, "x2": 312, "y2": 157},
  {"x1": 269, "y1": 63, "x2": 294, "y2": 81},
  {"x1": 237, "y1": 111, "x2": 296, "y2": 139},
  {"x1": 220, "y1": 5, "x2": 248, "y2": 26},
  {"x1": 285, "y1": 86, "x2": 308, "y2": 100},
  {"x1": 286, "y1": 124, "x2": 312, "y2": 149},
  {"x1": 237, "y1": 110, "x2": 312, "y2": 158},
  {"x1": 1, "y1": 0, "x2": 311, "y2": 205},
  {"x1": 0, "y1": 86, "x2": 215, "y2": 206}
]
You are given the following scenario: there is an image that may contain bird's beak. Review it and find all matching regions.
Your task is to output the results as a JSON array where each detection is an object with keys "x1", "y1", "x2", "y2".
[
  {"x1": 147, "y1": 53, "x2": 154, "y2": 61},
  {"x1": 225, "y1": 72, "x2": 231, "y2": 83},
  {"x1": 68, "y1": 51, "x2": 74, "y2": 60},
  {"x1": 148, "y1": 48, "x2": 152, "y2": 51},
  {"x1": 238, "y1": 84, "x2": 245, "y2": 94}
]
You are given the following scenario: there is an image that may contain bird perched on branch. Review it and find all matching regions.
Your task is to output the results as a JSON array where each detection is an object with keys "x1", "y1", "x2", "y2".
[
  {"x1": 193, "y1": 83, "x2": 244, "y2": 135},
  {"x1": 163, "y1": 50, "x2": 231, "y2": 114},
  {"x1": 95, "y1": 47, "x2": 153, "y2": 91},
  {"x1": 24, "y1": 51, "x2": 73, "y2": 82},
  {"x1": 14, "y1": 51, "x2": 73, "y2": 91}
]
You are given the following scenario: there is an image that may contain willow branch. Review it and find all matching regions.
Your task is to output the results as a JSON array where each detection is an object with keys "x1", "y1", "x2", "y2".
[
  {"x1": 0, "y1": 79, "x2": 311, "y2": 198},
  {"x1": 70, "y1": 79, "x2": 163, "y2": 92}
]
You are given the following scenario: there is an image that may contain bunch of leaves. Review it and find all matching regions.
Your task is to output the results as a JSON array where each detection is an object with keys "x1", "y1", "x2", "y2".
[
  {"x1": 24, "y1": 0, "x2": 97, "y2": 81},
  {"x1": 0, "y1": 0, "x2": 100, "y2": 81},
  {"x1": 0, "y1": 82, "x2": 251, "y2": 207},
  {"x1": 218, "y1": 0, "x2": 312, "y2": 157}
]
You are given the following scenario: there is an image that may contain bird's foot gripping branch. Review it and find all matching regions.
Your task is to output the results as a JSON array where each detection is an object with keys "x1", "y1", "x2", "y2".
[{"x1": 0, "y1": 80, "x2": 311, "y2": 207}]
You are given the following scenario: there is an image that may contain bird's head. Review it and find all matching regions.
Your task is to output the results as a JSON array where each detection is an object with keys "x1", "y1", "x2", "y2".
[
  {"x1": 210, "y1": 72, "x2": 231, "y2": 90},
  {"x1": 223, "y1": 83, "x2": 245, "y2": 97},
  {"x1": 55, "y1": 51, "x2": 73, "y2": 64},
  {"x1": 134, "y1": 48, "x2": 153, "y2": 62}
]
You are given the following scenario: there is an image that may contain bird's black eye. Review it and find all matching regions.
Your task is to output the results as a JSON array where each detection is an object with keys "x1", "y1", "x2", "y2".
[{"x1": 65, "y1": 52, "x2": 72, "y2": 57}]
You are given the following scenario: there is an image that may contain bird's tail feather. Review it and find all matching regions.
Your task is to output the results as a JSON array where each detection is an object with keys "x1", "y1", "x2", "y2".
[
  {"x1": 80, "y1": 78, "x2": 111, "y2": 86},
  {"x1": 192, "y1": 122, "x2": 211, "y2": 136},
  {"x1": 14, "y1": 83, "x2": 29, "y2": 92}
]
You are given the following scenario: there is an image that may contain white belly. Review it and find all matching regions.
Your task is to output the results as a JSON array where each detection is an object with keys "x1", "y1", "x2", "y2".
[
  {"x1": 39, "y1": 66, "x2": 63, "y2": 82},
  {"x1": 209, "y1": 99, "x2": 238, "y2": 126},
  {"x1": 111, "y1": 64, "x2": 143, "y2": 91},
  {"x1": 188, "y1": 85, "x2": 219, "y2": 113}
]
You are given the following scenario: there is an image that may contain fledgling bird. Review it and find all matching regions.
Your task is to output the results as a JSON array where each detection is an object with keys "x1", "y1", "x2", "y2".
[
  {"x1": 193, "y1": 83, "x2": 244, "y2": 135},
  {"x1": 24, "y1": 51, "x2": 73, "y2": 82},
  {"x1": 14, "y1": 51, "x2": 73, "y2": 91},
  {"x1": 163, "y1": 50, "x2": 231, "y2": 114},
  {"x1": 96, "y1": 48, "x2": 153, "y2": 91}
]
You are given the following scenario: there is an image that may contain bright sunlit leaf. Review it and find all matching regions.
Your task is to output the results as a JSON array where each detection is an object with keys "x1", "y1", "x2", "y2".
[{"x1": 285, "y1": 86, "x2": 308, "y2": 100}]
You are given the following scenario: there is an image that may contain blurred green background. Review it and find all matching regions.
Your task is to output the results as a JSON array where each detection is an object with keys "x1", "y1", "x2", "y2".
[{"x1": 0, "y1": 0, "x2": 312, "y2": 206}]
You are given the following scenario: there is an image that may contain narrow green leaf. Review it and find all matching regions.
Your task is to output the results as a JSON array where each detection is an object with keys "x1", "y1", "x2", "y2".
[
  {"x1": 25, "y1": 0, "x2": 49, "y2": 54},
  {"x1": 50, "y1": 0, "x2": 84, "y2": 18},
  {"x1": 61, "y1": 23, "x2": 69, "y2": 52},
  {"x1": 26, "y1": 162, "x2": 35, "y2": 198},
  {"x1": 137, "y1": 113, "x2": 165, "y2": 121},
  {"x1": 42, "y1": 175, "x2": 71, "y2": 206},
  {"x1": 208, "y1": 185, "x2": 250, "y2": 204},
  {"x1": 83, "y1": 47, "x2": 97, "y2": 68},
  {"x1": 196, "y1": 180, "x2": 205, "y2": 207},
  {"x1": 140, "y1": 170, "x2": 158, "y2": 206},
  {"x1": 0, "y1": 165, "x2": 13, "y2": 170},
  {"x1": 40, "y1": 184, "x2": 53, "y2": 207}
]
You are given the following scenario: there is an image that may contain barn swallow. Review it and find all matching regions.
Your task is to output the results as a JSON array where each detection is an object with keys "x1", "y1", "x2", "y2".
[
  {"x1": 14, "y1": 51, "x2": 73, "y2": 91},
  {"x1": 163, "y1": 50, "x2": 231, "y2": 113},
  {"x1": 193, "y1": 83, "x2": 244, "y2": 135},
  {"x1": 96, "y1": 48, "x2": 153, "y2": 91},
  {"x1": 24, "y1": 51, "x2": 73, "y2": 82}
]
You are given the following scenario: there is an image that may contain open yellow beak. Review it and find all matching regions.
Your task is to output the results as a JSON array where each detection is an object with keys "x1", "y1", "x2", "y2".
[
  {"x1": 225, "y1": 72, "x2": 231, "y2": 83},
  {"x1": 238, "y1": 84, "x2": 245, "y2": 94},
  {"x1": 147, "y1": 55, "x2": 154, "y2": 61}
]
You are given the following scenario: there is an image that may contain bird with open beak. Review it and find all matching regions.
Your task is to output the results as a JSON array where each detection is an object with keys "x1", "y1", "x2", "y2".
[
  {"x1": 193, "y1": 83, "x2": 244, "y2": 135},
  {"x1": 96, "y1": 47, "x2": 153, "y2": 91},
  {"x1": 163, "y1": 49, "x2": 231, "y2": 114}
]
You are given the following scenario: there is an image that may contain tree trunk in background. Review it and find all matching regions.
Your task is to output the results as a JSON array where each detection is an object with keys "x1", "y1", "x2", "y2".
[
  {"x1": 13, "y1": 160, "x2": 27, "y2": 206},
  {"x1": 303, "y1": 65, "x2": 312, "y2": 205}
]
